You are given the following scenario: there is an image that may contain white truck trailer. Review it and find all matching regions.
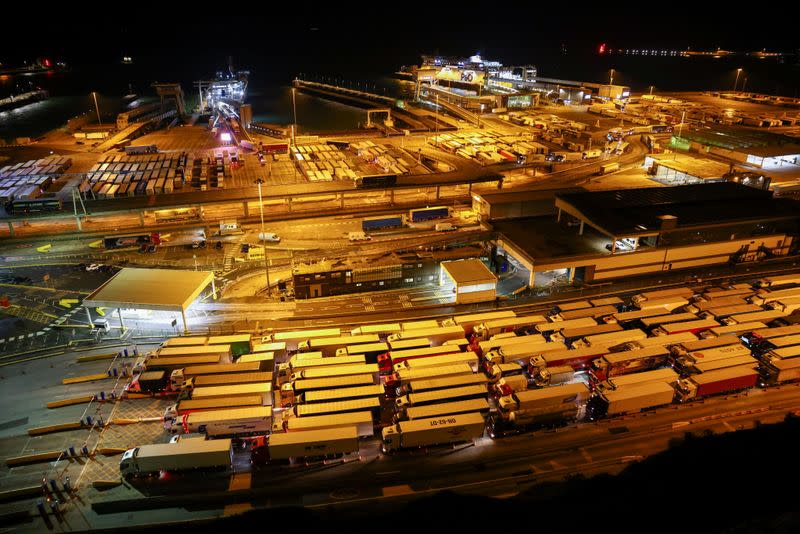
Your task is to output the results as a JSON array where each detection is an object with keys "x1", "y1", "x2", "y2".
[
  {"x1": 589, "y1": 381, "x2": 675, "y2": 418},
  {"x1": 120, "y1": 438, "x2": 232, "y2": 478},
  {"x1": 381, "y1": 412, "x2": 486, "y2": 452},
  {"x1": 265, "y1": 427, "x2": 360, "y2": 461}
]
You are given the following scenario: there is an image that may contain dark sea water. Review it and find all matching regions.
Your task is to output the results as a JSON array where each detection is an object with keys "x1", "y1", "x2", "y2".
[{"x1": 0, "y1": 52, "x2": 797, "y2": 141}]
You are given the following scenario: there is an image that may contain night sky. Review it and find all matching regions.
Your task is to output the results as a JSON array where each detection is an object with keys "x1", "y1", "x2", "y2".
[{"x1": 3, "y1": 5, "x2": 798, "y2": 70}]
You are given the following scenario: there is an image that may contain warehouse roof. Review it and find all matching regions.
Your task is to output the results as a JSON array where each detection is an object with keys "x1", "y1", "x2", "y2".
[
  {"x1": 554, "y1": 182, "x2": 800, "y2": 237},
  {"x1": 441, "y1": 259, "x2": 496, "y2": 285},
  {"x1": 649, "y1": 153, "x2": 731, "y2": 179},
  {"x1": 474, "y1": 187, "x2": 585, "y2": 206},
  {"x1": 83, "y1": 268, "x2": 214, "y2": 312}
]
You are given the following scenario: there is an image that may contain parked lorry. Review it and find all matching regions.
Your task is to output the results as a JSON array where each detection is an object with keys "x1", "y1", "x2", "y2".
[
  {"x1": 549, "y1": 323, "x2": 622, "y2": 344},
  {"x1": 163, "y1": 395, "x2": 264, "y2": 422},
  {"x1": 472, "y1": 316, "x2": 548, "y2": 340},
  {"x1": 381, "y1": 412, "x2": 486, "y2": 452},
  {"x1": 391, "y1": 352, "x2": 478, "y2": 373},
  {"x1": 485, "y1": 339, "x2": 566, "y2": 365},
  {"x1": 572, "y1": 328, "x2": 648, "y2": 349},
  {"x1": 631, "y1": 287, "x2": 694, "y2": 306},
  {"x1": 377, "y1": 345, "x2": 461, "y2": 372},
  {"x1": 125, "y1": 144, "x2": 158, "y2": 155},
  {"x1": 690, "y1": 355, "x2": 759, "y2": 374},
  {"x1": 528, "y1": 345, "x2": 611, "y2": 373},
  {"x1": 669, "y1": 334, "x2": 741, "y2": 359},
  {"x1": 490, "y1": 403, "x2": 578, "y2": 438},
  {"x1": 674, "y1": 365, "x2": 759, "y2": 402},
  {"x1": 588, "y1": 381, "x2": 675, "y2": 419},
  {"x1": 191, "y1": 372, "x2": 273, "y2": 388},
  {"x1": 598, "y1": 162, "x2": 619, "y2": 174},
  {"x1": 260, "y1": 427, "x2": 360, "y2": 462},
  {"x1": 595, "y1": 368, "x2": 679, "y2": 394},
  {"x1": 492, "y1": 374, "x2": 529, "y2": 396},
  {"x1": 673, "y1": 343, "x2": 751, "y2": 372},
  {"x1": 169, "y1": 362, "x2": 263, "y2": 390},
  {"x1": 398, "y1": 373, "x2": 489, "y2": 396},
  {"x1": 386, "y1": 325, "x2": 465, "y2": 346},
  {"x1": 362, "y1": 214, "x2": 404, "y2": 231},
  {"x1": 395, "y1": 384, "x2": 487, "y2": 408},
  {"x1": 279, "y1": 411, "x2": 374, "y2": 437},
  {"x1": 181, "y1": 407, "x2": 272, "y2": 437},
  {"x1": 279, "y1": 374, "x2": 376, "y2": 406},
  {"x1": 498, "y1": 382, "x2": 589, "y2": 413},
  {"x1": 531, "y1": 365, "x2": 574, "y2": 387},
  {"x1": 474, "y1": 333, "x2": 547, "y2": 358},
  {"x1": 119, "y1": 438, "x2": 232, "y2": 478},
  {"x1": 760, "y1": 357, "x2": 800, "y2": 386},
  {"x1": 127, "y1": 370, "x2": 170, "y2": 394},
  {"x1": 382, "y1": 363, "x2": 474, "y2": 394},
  {"x1": 400, "y1": 399, "x2": 491, "y2": 422},
  {"x1": 590, "y1": 346, "x2": 670, "y2": 381}
]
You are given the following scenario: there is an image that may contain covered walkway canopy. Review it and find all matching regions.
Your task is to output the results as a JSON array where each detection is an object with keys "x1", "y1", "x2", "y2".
[{"x1": 83, "y1": 268, "x2": 215, "y2": 332}]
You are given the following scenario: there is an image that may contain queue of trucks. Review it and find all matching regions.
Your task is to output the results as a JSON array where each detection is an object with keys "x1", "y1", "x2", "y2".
[{"x1": 120, "y1": 275, "x2": 800, "y2": 478}]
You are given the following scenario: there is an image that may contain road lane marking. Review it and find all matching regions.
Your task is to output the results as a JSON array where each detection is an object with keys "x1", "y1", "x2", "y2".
[
  {"x1": 580, "y1": 448, "x2": 593, "y2": 463},
  {"x1": 382, "y1": 484, "x2": 413, "y2": 497},
  {"x1": 224, "y1": 472, "x2": 253, "y2": 516}
]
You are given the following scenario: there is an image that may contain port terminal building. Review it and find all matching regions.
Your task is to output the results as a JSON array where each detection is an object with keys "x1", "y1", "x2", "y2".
[
  {"x1": 488, "y1": 183, "x2": 800, "y2": 289},
  {"x1": 670, "y1": 127, "x2": 800, "y2": 170},
  {"x1": 292, "y1": 246, "x2": 489, "y2": 300}
]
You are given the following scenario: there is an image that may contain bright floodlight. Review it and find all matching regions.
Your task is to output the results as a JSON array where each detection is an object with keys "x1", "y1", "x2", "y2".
[{"x1": 220, "y1": 132, "x2": 232, "y2": 142}]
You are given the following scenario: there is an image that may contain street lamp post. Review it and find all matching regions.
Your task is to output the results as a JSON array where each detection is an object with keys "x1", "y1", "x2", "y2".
[
  {"x1": 291, "y1": 87, "x2": 297, "y2": 135},
  {"x1": 674, "y1": 110, "x2": 686, "y2": 161},
  {"x1": 733, "y1": 68, "x2": 743, "y2": 92},
  {"x1": 434, "y1": 93, "x2": 439, "y2": 147},
  {"x1": 91, "y1": 92, "x2": 102, "y2": 125},
  {"x1": 254, "y1": 178, "x2": 271, "y2": 296}
]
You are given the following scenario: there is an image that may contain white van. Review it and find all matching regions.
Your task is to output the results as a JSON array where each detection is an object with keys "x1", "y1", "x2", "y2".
[{"x1": 348, "y1": 231, "x2": 371, "y2": 242}]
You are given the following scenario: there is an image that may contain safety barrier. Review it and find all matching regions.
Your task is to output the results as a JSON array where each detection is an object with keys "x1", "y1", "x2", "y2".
[
  {"x1": 95, "y1": 447, "x2": 126, "y2": 456},
  {"x1": 62, "y1": 373, "x2": 110, "y2": 385},
  {"x1": 109, "y1": 418, "x2": 139, "y2": 426},
  {"x1": 27, "y1": 422, "x2": 84, "y2": 436},
  {"x1": 46, "y1": 395, "x2": 94, "y2": 409},
  {"x1": 0, "y1": 485, "x2": 42, "y2": 502},
  {"x1": 93, "y1": 479, "x2": 122, "y2": 489},
  {"x1": 5, "y1": 451, "x2": 62, "y2": 466},
  {"x1": 76, "y1": 352, "x2": 119, "y2": 363}
]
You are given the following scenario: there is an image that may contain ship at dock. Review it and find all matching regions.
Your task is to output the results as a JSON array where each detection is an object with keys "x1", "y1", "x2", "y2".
[{"x1": 196, "y1": 59, "x2": 249, "y2": 113}]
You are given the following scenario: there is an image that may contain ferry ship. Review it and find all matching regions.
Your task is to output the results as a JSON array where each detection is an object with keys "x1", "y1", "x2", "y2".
[{"x1": 206, "y1": 63, "x2": 249, "y2": 110}]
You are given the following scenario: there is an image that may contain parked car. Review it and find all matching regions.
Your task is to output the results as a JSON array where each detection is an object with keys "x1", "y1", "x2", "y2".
[
  {"x1": 435, "y1": 222, "x2": 457, "y2": 232},
  {"x1": 348, "y1": 231, "x2": 371, "y2": 242},
  {"x1": 258, "y1": 233, "x2": 281, "y2": 243}
]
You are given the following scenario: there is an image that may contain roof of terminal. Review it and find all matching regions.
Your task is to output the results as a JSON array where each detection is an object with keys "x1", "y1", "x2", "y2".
[
  {"x1": 676, "y1": 127, "x2": 800, "y2": 156},
  {"x1": 441, "y1": 259, "x2": 497, "y2": 285},
  {"x1": 474, "y1": 187, "x2": 585, "y2": 205},
  {"x1": 554, "y1": 183, "x2": 800, "y2": 237},
  {"x1": 83, "y1": 268, "x2": 215, "y2": 312}
]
